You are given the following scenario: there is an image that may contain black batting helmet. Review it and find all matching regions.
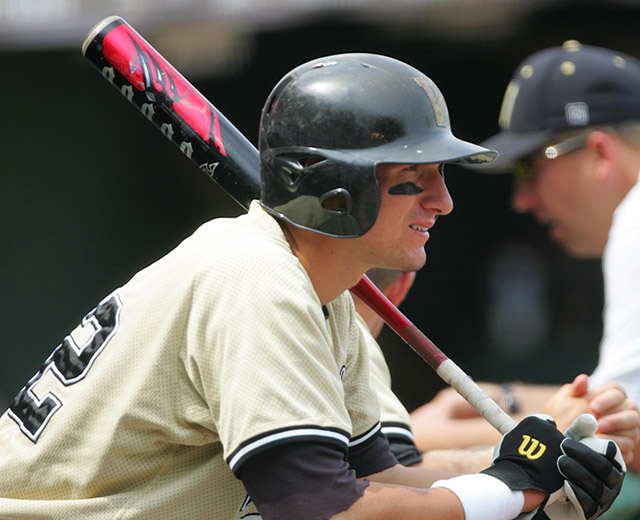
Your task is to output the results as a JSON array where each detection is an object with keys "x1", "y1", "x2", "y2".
[{"x1": 259, "y1": 53, "x2": 497, "y2": 238}]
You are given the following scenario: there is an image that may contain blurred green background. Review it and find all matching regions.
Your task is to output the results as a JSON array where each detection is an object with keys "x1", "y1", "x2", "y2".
[{"x1": 1, "y1": 1, "x2": 637, "y2": 412}]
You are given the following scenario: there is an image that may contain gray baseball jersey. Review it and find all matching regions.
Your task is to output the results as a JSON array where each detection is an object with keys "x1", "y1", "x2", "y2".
[{"x1": 0, "y1": 202, "x2": 383, "y2": 519}]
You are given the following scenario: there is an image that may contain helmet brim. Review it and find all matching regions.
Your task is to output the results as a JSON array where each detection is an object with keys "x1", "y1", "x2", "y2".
[{"x1": 351, "y1": 132, "x2": 498, "y2": 166}]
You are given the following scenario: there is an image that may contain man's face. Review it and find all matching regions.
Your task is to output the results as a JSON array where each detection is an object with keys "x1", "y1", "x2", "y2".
[
  {"x1": 510, "y1": 137, "x2": 611, "y2": 258},
  {"x1": 354, "y1": 162, "x2": 453, "y2": 272}
]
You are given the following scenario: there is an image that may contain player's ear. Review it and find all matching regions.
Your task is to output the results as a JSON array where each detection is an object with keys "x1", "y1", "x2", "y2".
[{"x1": 386, "y1": 271, "x2": 416, "y2": 306}]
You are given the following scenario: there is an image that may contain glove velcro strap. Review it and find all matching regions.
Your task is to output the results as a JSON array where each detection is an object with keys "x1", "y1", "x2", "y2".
[{"x1": 483, "y1": 460, "x2": 549, "y2": 494}]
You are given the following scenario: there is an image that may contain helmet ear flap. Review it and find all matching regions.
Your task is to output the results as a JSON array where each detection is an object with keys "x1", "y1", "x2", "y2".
[{"x1": 260, "y1": 148, "x2": 380, "y2": 237}]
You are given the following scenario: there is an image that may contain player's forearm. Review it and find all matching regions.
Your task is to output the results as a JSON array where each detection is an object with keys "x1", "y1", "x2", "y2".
[
  {"x1": 368, "y1": 461, "x2": 457, "y2": 488},
  {"x1": 410, "y1": 383, "x2": 562, "y2": 451},
  {"x1": 417, "y1": 446, "x2": 493, "y2": 474},
  {"x1": 330, "y1": 483, "x2": 464, "y2": 519},
  {"x1": 411, "y1": 415, "x2": 502, "y2": 450},
  {"x1": 331, "y1": 473, "x2": 543, "y2": 519}
]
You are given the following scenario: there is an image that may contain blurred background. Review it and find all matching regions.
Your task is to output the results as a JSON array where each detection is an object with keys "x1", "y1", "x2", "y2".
[{"x1": 1, "y1": 0, "x2": 637, "y2": 413}]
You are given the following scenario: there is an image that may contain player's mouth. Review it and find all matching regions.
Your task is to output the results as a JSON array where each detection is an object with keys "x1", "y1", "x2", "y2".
[
  {"x1": 410, "y1": 224, "x2": 429, "y2": 232},
  {"x1": 409, "y1": 223, "x2": 431, "y2": 239}
]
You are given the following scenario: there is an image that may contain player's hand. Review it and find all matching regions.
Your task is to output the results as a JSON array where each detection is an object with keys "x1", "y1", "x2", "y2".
[
  {"x1": 544, "y1": 432, "x2": 625, "y2": 520},
  {"x1": 544, "y1": 376, "x2": 640, "y2": 465},
  {"x1": 542, "y1": 375, "x2": 592, "y2": 432},
  {"x1": 586, "y1": 381, "x2": 640, "y2": 465},
  {"x1": 481, "y1": 414, "x2": 568, "y2": 515}
]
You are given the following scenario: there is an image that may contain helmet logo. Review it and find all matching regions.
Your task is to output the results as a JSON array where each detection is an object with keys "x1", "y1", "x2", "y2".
[{"x1": 413, "y1": 77, "x2": 446, "y2": 127}]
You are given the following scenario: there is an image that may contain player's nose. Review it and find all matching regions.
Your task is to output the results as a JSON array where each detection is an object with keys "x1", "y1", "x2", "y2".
[{"x1": 419, "y1": 166, "x2": 453, "y2": 216}]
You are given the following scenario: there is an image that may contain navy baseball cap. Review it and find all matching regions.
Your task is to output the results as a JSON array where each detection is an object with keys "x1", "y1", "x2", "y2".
[{"x1": 475, "y1": 40, "x2": 640, "y2": 172}]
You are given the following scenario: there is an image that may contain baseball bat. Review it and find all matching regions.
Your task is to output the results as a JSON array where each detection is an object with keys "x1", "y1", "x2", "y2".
[{"x1": 82, "y1": 16, "x2": 516, "y2": 435}]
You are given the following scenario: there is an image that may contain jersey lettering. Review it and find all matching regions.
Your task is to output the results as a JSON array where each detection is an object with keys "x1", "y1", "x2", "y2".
[{"x1": 8, "y1": 293, "x2": 123, "y2": 442}]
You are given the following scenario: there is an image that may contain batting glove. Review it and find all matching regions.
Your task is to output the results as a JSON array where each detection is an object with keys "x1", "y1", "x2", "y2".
[
  {"x1": 544, "y1": 415, "x2": 625, "y2": 520},
  {"x1": 481, "y1": 414, "x2": 568, "y2": 518}
]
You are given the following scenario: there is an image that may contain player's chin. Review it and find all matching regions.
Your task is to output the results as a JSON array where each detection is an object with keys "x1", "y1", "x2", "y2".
[{"x1": 399, "y1": 249, "x2": 427, "y2": 271}]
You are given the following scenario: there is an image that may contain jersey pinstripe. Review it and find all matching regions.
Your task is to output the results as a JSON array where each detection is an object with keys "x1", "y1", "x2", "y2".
[{"x1": 0, "y1": 202, "x2": 382, "y2": 519}]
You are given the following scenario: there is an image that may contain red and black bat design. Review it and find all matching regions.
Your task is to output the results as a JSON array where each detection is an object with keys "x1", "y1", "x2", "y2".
[
  {"x1": 82, "y1": 16, "x2": 515, "y2": 434},
  {"x1": 82, "y1": 16, "x2": 260, "y2": 210}
]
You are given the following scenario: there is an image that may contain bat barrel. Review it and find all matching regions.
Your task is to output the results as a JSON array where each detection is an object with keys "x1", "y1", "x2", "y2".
[{"x1": 82, "y1": 16, "x2": 261, "y2": 210}]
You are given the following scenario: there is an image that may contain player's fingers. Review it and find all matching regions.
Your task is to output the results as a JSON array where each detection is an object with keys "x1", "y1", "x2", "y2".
[
  {"x1": 617, "y1": 451, "x2": 635, "y2": 466},
  {"x1": 589, "y1": 387, "x2": 629, "y2": 416},
  {"x1": 597, "y1": 409, "x2": 640, "y2": 436},
  {"x1": 622, "y1": 450, "x2": 634, "y2": 466},
  {"x1": 568, "y1": 374, "x2": 590, "y2": 397},
  {"x1": 561, "y1": 438, "x2": 624, "y2": 478},
  {"x1": 564, "y1": 413, "x2": 598, "y2": 441},
  {"x1": 588, "y1": 381, "x2": 625, "y2": 396}
]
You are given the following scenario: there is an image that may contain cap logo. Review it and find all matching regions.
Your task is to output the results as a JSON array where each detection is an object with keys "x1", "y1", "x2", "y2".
[
  {"x1": 499, "y1": 80, "x2": 520, "y2": 130},
  {"x1": 413, "y1": 76, "x2": 446, "y2": 127},
  {"x1": 565, "y1": 102, "x2": 589, "y2": 126}
]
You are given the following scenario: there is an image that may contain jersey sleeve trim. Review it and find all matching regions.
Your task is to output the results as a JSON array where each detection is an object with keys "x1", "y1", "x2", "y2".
[
  {"x1": 349, "y1": 421, "x2": 382, "y2": 448},
  {"x1": 227, "y1": 425, "x2": 350, "y2": 474},
  {"x1": 381, "y1": 422, "x2": 415, "y2": 443}
]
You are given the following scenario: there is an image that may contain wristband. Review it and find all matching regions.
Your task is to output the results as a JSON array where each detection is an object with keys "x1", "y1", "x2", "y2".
[
  {"x1": 432, "y1": 473, "x2": 524, "y2": 520},
  {"x1": 500, "y1": 383, "x2": 520, "y2": 414}
]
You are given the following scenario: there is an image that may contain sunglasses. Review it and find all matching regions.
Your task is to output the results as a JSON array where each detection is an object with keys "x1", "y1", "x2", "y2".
[{"x1": 511, "y1": 134, "x2": 588, "y2": 181}]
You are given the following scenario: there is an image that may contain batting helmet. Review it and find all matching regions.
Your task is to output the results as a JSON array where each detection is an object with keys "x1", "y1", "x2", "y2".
[{"x1": 259, "y1": 53, "x2": 497, "y2": 237}]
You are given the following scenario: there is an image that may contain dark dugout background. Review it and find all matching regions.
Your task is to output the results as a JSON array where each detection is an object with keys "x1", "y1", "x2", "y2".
[{"x1": 1, "y1": 2, "x2": 637, "y2": 412}]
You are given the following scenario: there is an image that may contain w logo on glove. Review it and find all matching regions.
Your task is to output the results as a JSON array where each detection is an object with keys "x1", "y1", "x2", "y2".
[
  {"x1": 482, "y1": 414, "x2": 566, "y2": 497},
  {"x1": 518, "y1": 435, "x2": 547, "y2": 460}
]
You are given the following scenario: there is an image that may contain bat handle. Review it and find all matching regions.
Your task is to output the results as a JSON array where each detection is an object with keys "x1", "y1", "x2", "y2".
[
  {"x1": 351, "y1": 275, "x2": 516, "y2": 435},
  {"x1": 435, "y1": 358, "x2": 516, "y2": 435}
]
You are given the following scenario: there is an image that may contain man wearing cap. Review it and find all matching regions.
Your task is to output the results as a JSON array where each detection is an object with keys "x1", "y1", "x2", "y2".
[{"x1": 411, "y1": 40, "x2": 640, "y2": 519}]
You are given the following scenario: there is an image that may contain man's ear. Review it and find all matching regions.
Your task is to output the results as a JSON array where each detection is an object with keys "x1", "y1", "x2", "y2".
[
  {"x1": 586, "y1": 130, "x2": 616, "y2": 182},
  {"x1": 385, "y1": 271, "x2": 416, "y2": 306}
]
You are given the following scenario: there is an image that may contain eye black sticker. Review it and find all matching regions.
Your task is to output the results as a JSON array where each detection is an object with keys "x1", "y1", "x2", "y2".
[{"x1": 388, "y1": 182, "x2": 423, "y2": 196}]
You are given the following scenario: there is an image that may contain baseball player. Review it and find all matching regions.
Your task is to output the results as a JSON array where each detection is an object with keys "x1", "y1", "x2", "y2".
[{"x1": 0, "y1": 53, "x2": 624, "y2": 519}]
